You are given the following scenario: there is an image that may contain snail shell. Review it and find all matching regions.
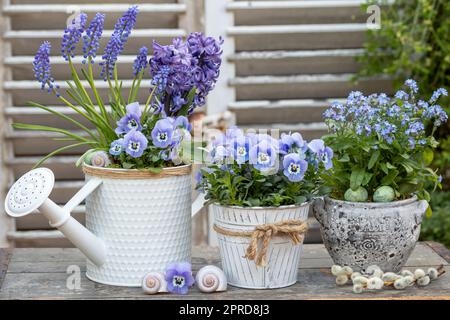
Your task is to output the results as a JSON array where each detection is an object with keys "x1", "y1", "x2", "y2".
[
  {"x1": 195, "y1": 265, "x2": 227, "y2": 293},
  {"x1": 142, "y1": 272, "x2": 168, "y2": 294}
]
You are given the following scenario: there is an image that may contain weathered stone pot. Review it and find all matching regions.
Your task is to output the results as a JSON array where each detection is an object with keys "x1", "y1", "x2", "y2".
[{"x1": 313, "y1": 196, "x2": 429, "y2": 272}]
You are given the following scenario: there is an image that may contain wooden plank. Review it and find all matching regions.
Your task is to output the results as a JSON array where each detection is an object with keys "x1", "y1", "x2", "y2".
[
  {"x1": 0, "y1": 249, "x2": 12, "y2": 290},
  {"x1": 1, "y1": 244, "x2": 449, "y2": 300},
  {"x1": 425, "y1": 241, "x2": 450, "y2": 263}
]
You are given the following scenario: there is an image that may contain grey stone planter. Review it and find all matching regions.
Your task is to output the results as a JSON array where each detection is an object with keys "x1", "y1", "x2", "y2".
[{"x1": 313, "y1": 196, "x2": 429, "y2": 272}]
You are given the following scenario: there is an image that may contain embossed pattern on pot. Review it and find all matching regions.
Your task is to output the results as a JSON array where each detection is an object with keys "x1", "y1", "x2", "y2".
[
  {"x1": 314, "y1": 197, "x2": 429, "y2": 272},
  {"x1": 84, "y1": 173, "x2": 192, "y2": 287},
  {"x1": 212, "y1": 203, "x2": 310, "y2": 289}
]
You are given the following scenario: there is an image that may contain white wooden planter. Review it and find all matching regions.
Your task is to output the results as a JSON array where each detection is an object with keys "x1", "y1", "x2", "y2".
[
  {"x1": 211, "y1": 203, "x2": 310, "y2": 289},
  {"x1": 83, "y1": 164, "x2": 192, "y2": 287}
]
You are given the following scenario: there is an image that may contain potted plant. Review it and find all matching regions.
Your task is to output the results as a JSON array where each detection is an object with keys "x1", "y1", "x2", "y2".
[
  {"x1": 315, "y1": 80, "x2": 448, "y2": 272},
  {"x1": 13, "y1": 6, "x2": 223, "y2": 286},
  {"x1": 196, "y1": 128, "x2": 333, "y2": 288}
]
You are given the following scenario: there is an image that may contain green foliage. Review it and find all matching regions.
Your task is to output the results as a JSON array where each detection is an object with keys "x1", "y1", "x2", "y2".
[
  {"x1": 357, "y1": 0, "x2": 450, "y2": 188},
  {"x1": 198, "y1": 163, "x2": 327, "y2": 207},
  {"x1": 420, "y1": 191, "x2": 450, "y2": 248}
]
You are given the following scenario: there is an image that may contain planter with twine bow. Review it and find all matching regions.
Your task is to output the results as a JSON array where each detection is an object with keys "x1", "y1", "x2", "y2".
[{"x1": 211, "y1": 202, "x2": 310, "y2": 289}]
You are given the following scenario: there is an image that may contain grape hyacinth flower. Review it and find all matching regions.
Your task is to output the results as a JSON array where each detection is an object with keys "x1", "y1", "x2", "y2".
[
  {"x1": 283, "y1": 153, "x2": 308, "y2": 182},
  {"x1": 123, "y1": 129, "x2": 148, "y2": 158},
  {"x1": 151, "y1": 118, "x2": 174, "y2": 148},
  {"x1": 132, "y1": 46, "x2": 148, "y2": 76},
  {"x1": 109, "y1": 138, "x2": 124, "y2": 156},
  {"x1": 101, "y1": 6, "x2": 139, "y2": 79},
  {"x1": 115, "y1": 102, "x2": 142, "y2": 135},
  {"x1": 249, "y1": 140, "x2": 278, "y2": 173},
  {"x1": 82, "y1": 13, "x2": 105, "y2": 64},
  {"x1": 308, "y1": 139, "x2": 334, "y2": 170},
  {"x1": 152, "y1": 65, "x2": 170, "y2": 93},
  {"x1": 33, "y1": 41, "x2": 59, "y2": 96},
  {"x1": 61, "y1": 13, "x2": 87, "y2": 60},
  {"x1": 165, "y1": 262, "x2": 195, "y2": 295}
]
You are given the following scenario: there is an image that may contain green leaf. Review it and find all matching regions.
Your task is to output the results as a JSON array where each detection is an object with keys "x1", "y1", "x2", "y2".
[
  {"x1": 122, "y1": 162, "x2": 135, "y2": 169},
  {"x1": 338, "y1": 154, "x2": 350, "y2": 162},
  {"x1": 423, "y1": 148, "x2": 434, "y2": 166},
  {"x1": 147, "y1": 167, "x2": 163, "y2": 174},
  {"x1": 368, "y1": 150, "x2": 380, "y2": 169},
  {"x1": 350, "y1": 168, "x2": 366, "y2": 190},
  {"x1": 381, "y1": 169, "x2": 399, "y2": 185},
  {"x1": 425, "y1": 205, "x2": 432, "y2": 218}
]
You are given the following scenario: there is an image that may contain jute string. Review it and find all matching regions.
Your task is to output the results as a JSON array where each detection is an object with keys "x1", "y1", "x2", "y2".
[
  {"x1": 82, "y1": 164, "x2": 191, "y2": 179},
  {"x1": 213, "y1": 219, "x2": 308, "y2": 267}
]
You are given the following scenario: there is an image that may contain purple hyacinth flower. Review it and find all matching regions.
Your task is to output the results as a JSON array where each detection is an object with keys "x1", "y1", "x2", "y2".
[
  {"x1": 33, "y1": 41, "x2": 60, "y2": 96},
  {"x1": 151, "y1": 118, "x2": 174, "y2": 148},
  {"x1": 122, "y1": 129, "x2": 148, "y2": 158},
  {"x1": 283, "y1": 153, "x2": 308, "y2": 182},
  {"x1": 308, "y1": 139, "x2": 334, "y2": 170},
  {"x1": 232, "y1": 135, "x2": 250, "y2": 164},
  {"x1": 174, "y1": 116, "x2": 192, "y2": 132},
  {"x1": 82, "y1": 13, "x2": 105, "y2": 64},
  {"x1": 109, "y1": 138, "x2": 124, "y2": 156},
  {"x1": 100, "y1": 6, "x2": 139, "y2": 80},
  {"x1": 61, "y1": 13, "x2": 87, "y2": 61},
  {"x1": 249, "y1": 140, "x2": 277, "y2": 173},
  {"x1": 132, "y1": 46, "x2": 148, "y2": 76},
  {"x1": 115, "y1": 102, "x2": 142, "y2": 135},
  {"x1": 165, "y1": 262, "x2": 195, "y2": 295}
]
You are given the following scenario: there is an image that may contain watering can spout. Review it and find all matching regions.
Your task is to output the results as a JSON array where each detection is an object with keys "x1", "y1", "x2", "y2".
[{"x1": 4, "y1": 168, "x2": 106, "y2": 267}]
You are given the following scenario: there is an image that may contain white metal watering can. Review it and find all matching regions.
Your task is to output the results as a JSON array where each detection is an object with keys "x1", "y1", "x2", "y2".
[{"x1": 4, "y1": 168, "x2": 205, "y2": 269}]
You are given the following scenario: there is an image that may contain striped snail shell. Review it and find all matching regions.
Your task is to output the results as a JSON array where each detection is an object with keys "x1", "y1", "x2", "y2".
[
  {"x1": 142, "y1": 272, "x2": 168, "y2": 294},
  {"x1": 195, "y1": 265, "x2": 227, "y2": 293}
]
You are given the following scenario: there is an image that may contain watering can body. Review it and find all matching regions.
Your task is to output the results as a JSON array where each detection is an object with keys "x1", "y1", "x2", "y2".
[{"x1": 5, "y1": 166, "x2": 205, "y2": 286}]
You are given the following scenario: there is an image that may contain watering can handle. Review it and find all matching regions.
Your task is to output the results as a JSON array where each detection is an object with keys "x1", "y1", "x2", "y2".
[
  {"x1": 63, "y1": 178, "x2": 103, "y2": 213},
  {"x1": 192, "y1": 193, "x2": 206, "y2": 217}
]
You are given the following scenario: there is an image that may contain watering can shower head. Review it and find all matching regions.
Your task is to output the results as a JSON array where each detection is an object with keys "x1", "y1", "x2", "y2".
[
  {"x1": 5, "y1": 168, "x2": 54, "y2": 218},
  {"x1": 5, "y1": 168, "x2": 106, "y2": 267}
]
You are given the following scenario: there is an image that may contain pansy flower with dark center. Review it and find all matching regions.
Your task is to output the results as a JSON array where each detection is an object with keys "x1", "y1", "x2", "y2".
[{"x1": 165, "y1": 262, "x2": 195, "y2": 295}]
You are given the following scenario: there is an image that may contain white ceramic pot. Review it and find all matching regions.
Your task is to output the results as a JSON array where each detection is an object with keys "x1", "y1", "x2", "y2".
[
  {"x1": 211, "y1": 203, "x2": 310, "y2": 289},
  {"x1": 83, "y1": 164, "x2": 192, "y2": 286}
]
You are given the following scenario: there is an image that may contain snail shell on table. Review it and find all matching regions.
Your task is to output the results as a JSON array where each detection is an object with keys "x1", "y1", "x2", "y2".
[
  {"x1": 142, "y1": 272, "x2": 168, "y2": 294},
  {"x1": 195, "y1": 265, "x2": 227, "y2": 293}
]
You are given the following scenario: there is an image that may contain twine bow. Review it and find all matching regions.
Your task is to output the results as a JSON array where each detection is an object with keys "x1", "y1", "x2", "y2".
[{"x1": 213, "y1": 219, "x2": 308, "y2": 267}]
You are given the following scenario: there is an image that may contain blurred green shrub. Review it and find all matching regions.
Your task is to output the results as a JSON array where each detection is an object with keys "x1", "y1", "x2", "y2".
[
  {"x1": 420, "y1": 192, "x2": 450, "y2": 248},
  {"x1": 358, "y1": 0, "x2": 450, "y2": 189}
]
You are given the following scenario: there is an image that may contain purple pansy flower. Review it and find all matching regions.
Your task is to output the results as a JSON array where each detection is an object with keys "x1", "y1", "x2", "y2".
[
  {"x1": 151, "y1": 118, "x2": 174, "y2": 148},
  {"x1": 308, "y1": 139, "x2": 333, "y2": 170},
  {"x1": 115, "y1": 102, "x2": 142, "y2": 135},
  {"x1": 165, "y1": 262, "x2": 195, "y2": 295},
  {"x1": 109, "y1": 138, "x2": 124, "y2": 156},
  {"x1": 249, "y1": 140, "x2": 278, "y2": 173},
  {"x1": 174, "y1": 116, "x2": 192, "y2": 131},
  {"x1": 123, "y1": 129, "x2": 148, "y2": 158},
  {"x1": 283, "y1": 153, "x2": 308, "y2": 182}
]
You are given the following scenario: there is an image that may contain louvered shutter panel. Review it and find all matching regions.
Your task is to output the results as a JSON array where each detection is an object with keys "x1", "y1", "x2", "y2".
[{"x1": 1, "y1": 0, "x2": 201, "y2": 246}]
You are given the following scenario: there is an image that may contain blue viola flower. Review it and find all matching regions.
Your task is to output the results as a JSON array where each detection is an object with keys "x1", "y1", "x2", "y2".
[
  {"x1": 232, "y1": 135, "x2": 250, "y2": 164},
  {"x1": 109, "y1": 138, "x2": 124, "y2": 156},
  {"x1": 308, "y1": 139, "x2": 333, "y2": 170},
  {"x1": 115, "y1": 102, "x2": 142, "y2": 135},
  {"x1": 165, "y1": 262, "x2": 195, "y2": 295},
  {"x1": 174, "y1": 116, "x2": 192, "y2": 132},
  {"x1": 283, "y1": 153, "x2": 308, "y2": 182},
  {"x1": 249, "y1": 140, "x2": 277, "y2": 173},
  {"x1": 151, "y1": 118, "x2": 174, "y2": 148},
  {"x1": 123, "y1": 129, "x2": 148, "y2": 158},
  {"x1": 210, "y1": 145, "x2": 231, "y2": 164}
]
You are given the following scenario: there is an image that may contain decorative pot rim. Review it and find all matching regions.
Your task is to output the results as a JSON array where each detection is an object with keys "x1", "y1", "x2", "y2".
[
  {"x1": 210, "y1": 201, "x2": 310, "y2": 211},
  {"x1": 324, "y1": 195, "x2": 419, "y2": 208},
  {"x1": 82, "y1": 163, "x2": 191, "y2": 179}
]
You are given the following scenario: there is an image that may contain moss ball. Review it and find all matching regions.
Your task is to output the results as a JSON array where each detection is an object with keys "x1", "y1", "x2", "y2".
[
  {"x1": 344, "y1": 187, "x2": 368, "y2": 202},
  {"x1": 373, "y1": 186, "x2": 395, "y2": 202}
]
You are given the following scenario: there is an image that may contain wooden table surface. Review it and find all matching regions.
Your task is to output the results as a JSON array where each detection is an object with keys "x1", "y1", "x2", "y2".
[{"x1": 0, "y1": 242, "x2": 449, "y2": 300}]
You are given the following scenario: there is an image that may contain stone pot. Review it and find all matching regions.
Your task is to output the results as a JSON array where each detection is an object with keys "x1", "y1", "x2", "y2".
[{"x1": 313, "y1": 196, "x2": 429, "y2": 272}]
